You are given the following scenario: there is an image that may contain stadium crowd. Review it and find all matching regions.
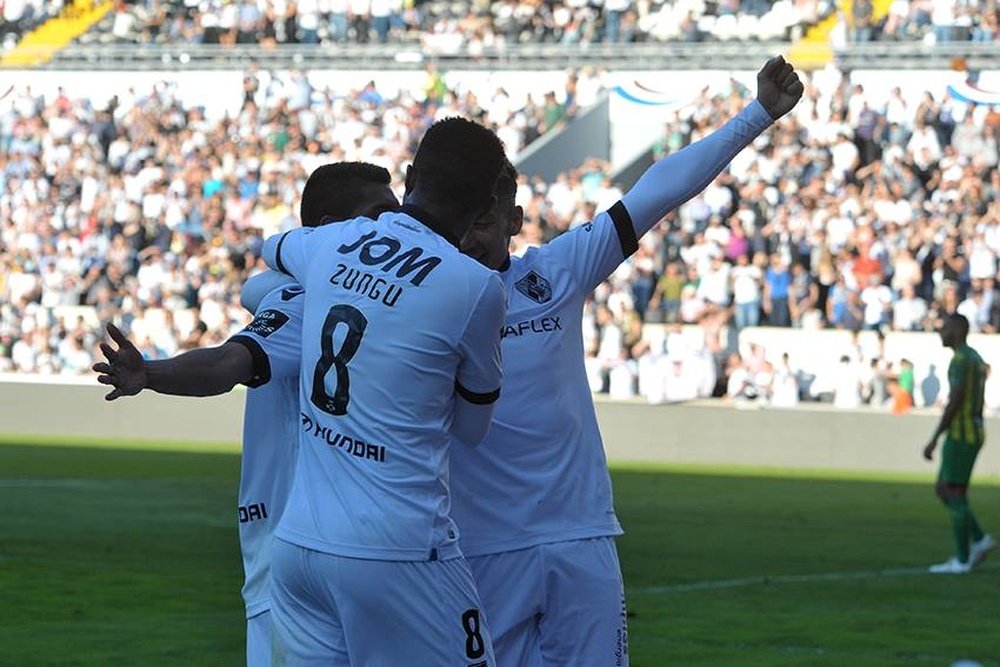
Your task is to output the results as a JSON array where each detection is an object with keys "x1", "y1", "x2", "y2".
[
  {"x1": 1, "y1": 0, "x2": 67, "y2": 48},
  {"x1": 5, "y1": 0, "x2": 998, "y2": 54},
  {"x1": 80, "y1": 0, "x2": 1000, "y2": 49},
  {"x1": 0, "y1": 64, "x2": 998, "y2": 413}
]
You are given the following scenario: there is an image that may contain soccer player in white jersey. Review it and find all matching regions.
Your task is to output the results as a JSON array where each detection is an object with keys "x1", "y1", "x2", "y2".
[
  {"x1": 93, "y1": 162, "x2": 398, "y2": 667},
  {"x1": 451, "y1": 56, "x2": 804, "y2": 666},
  {"x1": 260, "y1": 117, "x2": 508, "y2": 666}
]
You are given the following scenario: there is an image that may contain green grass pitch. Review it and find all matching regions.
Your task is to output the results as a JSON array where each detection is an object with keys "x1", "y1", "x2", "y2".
[{"x1": 2, "y1": 436, "x2": 998, "y2": 666}]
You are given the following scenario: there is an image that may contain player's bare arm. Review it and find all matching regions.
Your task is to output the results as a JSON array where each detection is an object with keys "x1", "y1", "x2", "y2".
[
  {"x1": 93, "y1": 323, "x2": 255, "y2": 401},
  {"x1": 923, "y1": 384, "x2": 965, "y2": 461}
]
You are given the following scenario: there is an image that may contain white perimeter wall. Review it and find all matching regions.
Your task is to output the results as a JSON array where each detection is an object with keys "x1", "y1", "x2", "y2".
[{"x1": 2, "y1": 374, "x2": 998, "y2": 478}]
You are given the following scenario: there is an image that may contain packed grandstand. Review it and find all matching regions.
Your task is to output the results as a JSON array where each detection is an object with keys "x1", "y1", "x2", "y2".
[
  {"x1": 2, "y1": 0, "x2": 998, "y2": 51},
  {"x1": 0, "y1": 1, "x2": 998, "y2": 411}
]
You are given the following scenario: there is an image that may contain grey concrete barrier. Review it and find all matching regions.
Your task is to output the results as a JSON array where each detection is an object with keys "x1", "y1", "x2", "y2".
[
  {"x1": 0, "y1": 376, "x2": 246, "y2": 444},
  {"x1": 1, "y1": 376, "x2": 998, "y2": 478},
  {"x1": 593, "y1": 399, "x2": 1000, "y2": 478}
]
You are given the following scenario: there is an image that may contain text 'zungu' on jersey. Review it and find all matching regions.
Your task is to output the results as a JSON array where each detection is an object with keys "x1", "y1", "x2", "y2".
[
  {"x1": 449, "y1": 100, "x2": 776, "y2": 557},
  {"x1": 262, "y1": 207, "x2": 505, "y2": 562},
  {"x1": 227, "y1": 276, "x2": 304, "y2": 619}
]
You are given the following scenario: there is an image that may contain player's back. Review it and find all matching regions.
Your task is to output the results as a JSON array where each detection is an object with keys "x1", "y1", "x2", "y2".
[
  {"x1": 951, "y1": 344, "x2": 988, "y2": 440},
  {"x1": 450, "y1": 230, "x2": 623, "y2": 557},
  {"x1": 272, "y1": 209, "x2": 504, "y2": 562},
  {"x1": 230, "y1": 278, "x2": 307, "y2": 619},
  {"x1": 239, "y1": 376, "x2": 298, "y2": 617}
]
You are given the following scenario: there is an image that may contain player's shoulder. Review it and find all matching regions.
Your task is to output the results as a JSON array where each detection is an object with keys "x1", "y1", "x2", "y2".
[
  {"x1": 449, "y1": 253, "x2": 506, "y2": 301},
  {"x1": 968, "y1": 345, "x2": 986, "y2": 365},
  {"x1": 325, "y1": 215, "x2": 378, "y2": 238},
  {"x1": 257, "y1": 281, "x2": 305, "y2": 312}
]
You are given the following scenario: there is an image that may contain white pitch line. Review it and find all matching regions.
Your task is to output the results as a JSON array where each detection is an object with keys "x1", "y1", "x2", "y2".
[
  {"x1": 0, "y1": 478, "x2": 115, "y2": 488},
  {"x1": 634, "y1": 563, "x2": 1000, "y2": 595}
]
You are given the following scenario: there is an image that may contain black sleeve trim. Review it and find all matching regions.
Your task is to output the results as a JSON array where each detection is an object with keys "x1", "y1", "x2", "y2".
[
  {"x1": 455, "y1": 379, "x2": 500, "y2": 405},
  {"x1": 608, "y1": 200, "x2": 638, "y2": 259},
  {"x1": 229, "y1": 335, "x2": 272, "y2": 388},
  {"x1": 274, "y1": 231, "x2": 292, "y2": 275}
]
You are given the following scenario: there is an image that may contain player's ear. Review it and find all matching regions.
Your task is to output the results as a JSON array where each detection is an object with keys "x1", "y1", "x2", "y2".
[
  {"x1": 509, "y1": 205, "x2": 524, "y2": 237},
  {"x1": 403, "y1": 165, "x2": 415, "y2": 195}
]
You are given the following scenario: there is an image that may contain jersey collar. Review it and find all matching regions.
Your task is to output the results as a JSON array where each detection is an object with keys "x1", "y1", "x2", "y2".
[{"x1": 399, "y1": 204, "x2": 462, "y2": 249}]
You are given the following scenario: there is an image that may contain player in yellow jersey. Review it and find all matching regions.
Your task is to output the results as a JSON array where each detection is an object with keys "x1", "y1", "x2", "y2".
[{"x1": 923, "y1": 314, "x2": 995, "y2": 573}]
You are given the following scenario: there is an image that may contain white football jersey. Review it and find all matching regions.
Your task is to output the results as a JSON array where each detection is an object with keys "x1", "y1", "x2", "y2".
[
  {"x1": 450, "y1": 100, "x2": 775, "y2": 556},
  {"x1": 228, "y1": 278, "x2": 305, "y2": 617},
  {"x1": 263, "y1": 207, "x2": 506, "y2": 561}
]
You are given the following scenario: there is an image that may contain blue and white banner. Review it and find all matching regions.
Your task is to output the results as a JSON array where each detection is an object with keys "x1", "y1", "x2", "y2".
[{"x1": 946, "y1": 78, "x2": 1000, "y2": 106}]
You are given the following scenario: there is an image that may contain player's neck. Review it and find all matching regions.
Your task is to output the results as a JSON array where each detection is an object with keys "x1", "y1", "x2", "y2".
[{"x1": 399, "y1": 198, "x2": 465, "y2": 249}]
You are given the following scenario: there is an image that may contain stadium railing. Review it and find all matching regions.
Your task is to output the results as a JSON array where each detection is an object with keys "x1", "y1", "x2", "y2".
[{"x1": 1, "y1": 41, "x2": 996, "y2": 71}]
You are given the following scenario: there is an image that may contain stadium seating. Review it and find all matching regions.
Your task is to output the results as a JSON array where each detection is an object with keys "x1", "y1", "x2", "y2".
[
  {"x1": 63, "y1": 0, "x2": 999, "y2": 48},
  {"x1": 0, "y1": 58, "x2": 997, "y2": 412}
]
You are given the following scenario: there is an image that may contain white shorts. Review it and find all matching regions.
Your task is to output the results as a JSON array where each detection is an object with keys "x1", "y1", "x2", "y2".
[
  {"x1": 247, "y1": 610, "x2": 272, "y2": 667},
  {"x1": 468, "y1": 537, "x2": 628, "y2": 667},
  {"x1": 270, "y1": 538, "x2": 496, "y2": 667}
]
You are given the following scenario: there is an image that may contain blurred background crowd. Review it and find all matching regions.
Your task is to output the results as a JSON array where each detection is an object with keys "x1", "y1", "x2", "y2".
[
  {"x1": 22, "y1": 0, "x2": 991, "y2": 50},
  {"x1": 0, "y1": 58, "x2": 998, "y2": 412}
]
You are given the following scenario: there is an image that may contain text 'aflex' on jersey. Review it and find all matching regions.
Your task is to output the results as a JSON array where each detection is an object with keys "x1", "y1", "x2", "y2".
[
  {"x1": 328, "y1": 230, "x2": 444, "y2": 309},
  {"x1": 500, "y1": 316, "x2": 563, "y2": 339}
]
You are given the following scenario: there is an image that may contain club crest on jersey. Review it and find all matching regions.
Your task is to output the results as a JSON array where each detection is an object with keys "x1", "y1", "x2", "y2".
[
  {"x1": 514, "y1": 271, "x2": 552, "y2": 304},
  {"x1": 245, "y1": 309, "x2": 290, "y2": 338}
]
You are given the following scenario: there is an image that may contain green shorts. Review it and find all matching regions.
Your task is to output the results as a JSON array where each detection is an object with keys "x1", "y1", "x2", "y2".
[{"x1": 939, "y1": 434, "x2": 984, "y2": 486}]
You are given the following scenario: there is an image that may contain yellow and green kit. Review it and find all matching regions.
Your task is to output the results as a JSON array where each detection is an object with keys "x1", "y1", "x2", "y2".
[{"x1": 941, "y1": 344, "x2": 987, "y2": 485}]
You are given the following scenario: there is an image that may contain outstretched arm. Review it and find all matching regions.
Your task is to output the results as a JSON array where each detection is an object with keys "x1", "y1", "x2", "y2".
[
  {"x1": 93, "y1": 286, "x2": 305, "y2": 400},
  {"x1": 547, "y1": 56, "x2": 803, "y2": 294},
  {"x1": 93, "y1": 324, "x2": 256, "y2": 400},
  {"x1": 622, "y1": 56, "x2": 802, "y2": 237}
]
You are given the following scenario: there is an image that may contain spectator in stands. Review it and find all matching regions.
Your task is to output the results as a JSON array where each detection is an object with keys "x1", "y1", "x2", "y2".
[
  {"x1": 3, "y1": 61, "x2": 999, "y2": 415},
  {"x1": 771, "y1": 353, "x2": 800, "y2": 408},
  {"x1": 730, "y1": 252, "x2": 762, "y2": 330},
  {"x1": 763, "y1": 255, "x2": 791, "y2": 327},
  {"x1": 649, "y1": 262, "x2": 684, "y2": 323},
  {"x1": 833, "y1": 355, "x2": 863, "y2": 409},
  {"x1": 850, "y1": 0, "x2": 875, "y2": 42},
  {"x1": 76, "y1": 0, "x2": 998, "y2": 48}
]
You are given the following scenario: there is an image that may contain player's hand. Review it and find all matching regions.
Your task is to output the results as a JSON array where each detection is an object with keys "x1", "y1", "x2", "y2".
[
  {"x1": 922, "y1": 439, "x2": 937, "y2": 462},
  {"x1": 756, "y1": 55, "x2": 804, "y2": 120},
  {"x1": 92, "y1": 323, "x2": 147, "y2": 401}
]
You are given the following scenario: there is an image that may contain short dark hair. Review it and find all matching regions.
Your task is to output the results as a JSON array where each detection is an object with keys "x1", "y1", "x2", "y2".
[
  {"x1": 301, "y1": 162, "x2": 391, "y2": 227},
  {"x1": 494, "y1": 158, "x2": 518, "y2": 205},
  {"x1": 410, "y1": 117, "x2": 505, "y2": 212},
  {"x1": 946, "y1": 313, "x2": 970, "y2": 338}
]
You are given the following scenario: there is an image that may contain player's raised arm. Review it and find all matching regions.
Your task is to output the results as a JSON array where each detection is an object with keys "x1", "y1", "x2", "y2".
[
  {"x1": 93, "y1": 323, "x2": 258, "y2": 400},
  {"x1": 550, "y1": 55, "x2": 803, "y2": 294},
  {"x1": 623, "y1": 56, "x2": 801, "y2": 234},
  {"x1": 450, "y1": 274, "x2": 507, "y2": 447}
]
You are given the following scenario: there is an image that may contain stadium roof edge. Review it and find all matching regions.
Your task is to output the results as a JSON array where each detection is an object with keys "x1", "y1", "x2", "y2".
[{"x1": 1, "y1": 42, "x2": 996, "y2": 72}]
